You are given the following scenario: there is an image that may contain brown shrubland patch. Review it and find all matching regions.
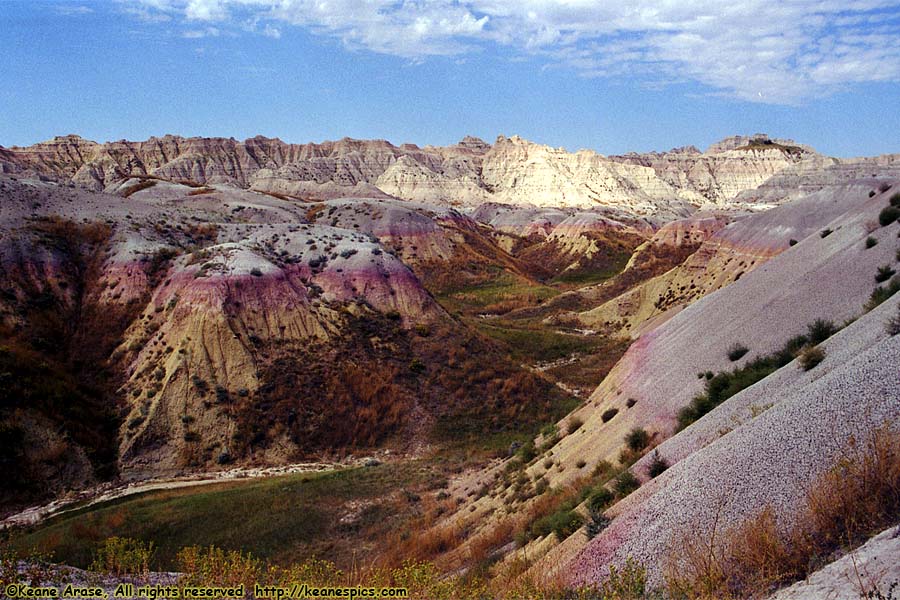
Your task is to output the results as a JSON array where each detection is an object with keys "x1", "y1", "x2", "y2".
[{"x1": 666, "y1": 425, "x2": 900, "y2": 599}]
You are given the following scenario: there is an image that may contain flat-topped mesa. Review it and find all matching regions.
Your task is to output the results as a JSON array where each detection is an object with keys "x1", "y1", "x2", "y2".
[{"x1": 705, "y1": 133, "x2": 815, "y2": 155}]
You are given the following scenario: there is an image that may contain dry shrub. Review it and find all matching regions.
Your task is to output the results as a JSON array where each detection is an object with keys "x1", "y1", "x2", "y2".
[
  {"x1": 176, "y1": 545, "x2": 262, "y2": 588},
  {"x1": 90, "y1": 537, "x2": 155, "y2": 578},
  {"x1": 665, "y1": 506, "x2": 730, "y2": 600},
  {"x1": 466, "y1": 518, "x2": 516, "y2": 567},
  {"x1": 379, "y1": 521, "x2": 464, "y2": 571},
  {"x1": 799, "y1": 426, "x2": 900, "y2": 552},
  {"x1": 724, "y1": 507, "x2": 805, "y2": 592},
  {"x1": 121, "y1": 179, "x2": 157, "y2": 197},
  {"x1": 666, "y1": 425, "x2": 900, "y2": 599}
]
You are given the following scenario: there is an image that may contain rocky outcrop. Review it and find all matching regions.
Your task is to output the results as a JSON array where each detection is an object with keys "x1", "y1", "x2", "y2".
[
  {"x1": 10, "y1": 132, "x2": 896, "y2": 215},
  {"x1": 0, "y1": 176, "x2": 446, "y2": 484}
]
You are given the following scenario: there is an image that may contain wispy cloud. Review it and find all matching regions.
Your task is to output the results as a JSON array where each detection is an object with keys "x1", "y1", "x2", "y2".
[
  {"x1": 182, "y1": 26, "x2": 220, "y2": 38},
  {"x1": 55, "y1": 4, "x2": 93, "y2": 16},
  {"x1": 126, "y1": 0, "x2": 900, "y2": 104}
]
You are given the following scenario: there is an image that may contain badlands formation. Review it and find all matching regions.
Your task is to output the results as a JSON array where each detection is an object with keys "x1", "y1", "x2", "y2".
[
  {"x1": 7, "y1": 132, "x2": 896, "y2": 213},
  {"x1": 1, "y1": 132, "x2": 900, "y2": 598}
]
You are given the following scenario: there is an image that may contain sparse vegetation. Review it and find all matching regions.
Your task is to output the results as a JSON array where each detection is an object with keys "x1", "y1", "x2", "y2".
[
  {"x1": 121, "y1": 179, "x2": 158, "y2": 197},
  {"x1": 726, "y1": 342, "x2": 749, "y2": 361},
  {"x1": 879, "y1": 205, "x2": 900, "y2": 227},
  {"x1": 678, "y1": 319, "x2": 839, "y2": 431},
  {"x1": 89, "y1": 537, "x2": 154, "y2": 577},
  {"x1": 798, "y1": 345, "x2": 826, "y2": 371},
  {"x1": 596, "y1": 558, "x2": 647, "y2": 599},
  {"x1": 625, "y1": 427, "x2": 650, "y2": 452},
  {"x1": 601, "y1": 407, "x2": 619, "y2": 422},
  {"x1": 647, "y1": 451, "x2": 669, "y2": 478},
  {"x1": 665, "y1": 425, "x2": 900, "y2": 599},
  {"x1": 887, "y1": 304, "x2": 900, "y2": 335},
  {"x1": 866, "y1": 236, "x2": 879, "y2": 248},
  {"x1": 875, "y1": 265, "x2": 897, "y2": 283},
  {"x1": 613, "y1": 471, "x2": 640, "y2": 498},
  {"x1": 820, "y1": 228, "x2": 833, "y2": 238},
  {"x1": 865, "y1": 275, "x2": 900, "y2": 311},
  {"x1": 567, "y1": 416, "x2": 584, "y2": 435}
]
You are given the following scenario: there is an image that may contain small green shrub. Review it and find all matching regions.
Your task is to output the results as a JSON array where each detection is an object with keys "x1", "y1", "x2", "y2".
[
  {"x1": 866, "y1": 236, "x2": 878, "y2": 249},
  {"x1": 585, "y1": 512, "x2": 611, "y2": 540},
  {"x1": 587, "y1": 488, "x2": 614, "y2": 514},
  {"x1": 891, "y1": 192, "x2": 900, "y2": 206},
  {"x1": 601, "y1": 408, "x2": 619, "y2": 423},
  {"x1": 214, "y1": 386, "x2": 229, "y2": 403},
  {"x1": 789, "y1": 239, "x2": 798, "y2": 246},
  {"x1": 726, "y1": 343, "x2": 749, "y2": 361},
  {"x1": 592, "y1": 460, "x2": 614, "y2": 479},
  {"x1": 249, "y1": 267, "x2": 263, "y2": 277},
  {"x1": 799, "y1": 346, "x2": 826, "y2": 371},
  {"x1": 677, "y1": 318, "x2": 839, "y2": 431},
  {"x1": 625, "y1": 427, "x2": 650, "y2": 452},
  {"x1": 576, "y1": 459, "x2": 587, "y2": 469},
  {"x1": 806, "y1": 319, "x2": 837, "y2": 345},
  {"x1": 875, "y1": 265, "x2": 897, "y2": 283},
  {"x1": 597, "y1": 557, "x2": 647, "y2": 599},
  {"x1": 879, "y1": 206, "x2": 900, "y2": 227},
  {"x1": 516, "y1": 439, "x2": 537, "y2": 463},
  {"x1": 90, "y1": 537, "x2": 154, "y2": 577},
  {"x1": 567, "y1": 417, "x2": 584, "y2": 435},
  {"x1": 647, "y1": 451, "x2": 670, "y2": 478},
  {"x1": 530, "y1": 504, "x2": 584, "y2": 541},
  {"x1": 887, "y1": 305, "x2": 900, "y2": 336},
  {"x1": 820, "y1": 228, "x2": 833, "y2": 238},
  {"x1": 613, "y1": 471, "x2": 640, "y2": 498},
  {"x1": 866, "y1": 276, "x2": 900, "y2": 311}
]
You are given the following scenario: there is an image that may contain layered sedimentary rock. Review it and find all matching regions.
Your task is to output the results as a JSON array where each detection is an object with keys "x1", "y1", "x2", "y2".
[
  {"x1": 8, "y1": 132, "x2": 895, "y2": 215},
  {"x1": 0, "y1": 177, "x2": 447, "y2": 484},
  {"x1": 517, "y1": 182, "x2": 900, "y2": 586}
]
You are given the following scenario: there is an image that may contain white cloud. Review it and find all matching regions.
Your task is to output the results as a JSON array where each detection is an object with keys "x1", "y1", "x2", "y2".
[
  {"x1": 55, "y1": 4, "x2": 93, "y2": 15},
  {"x1": 126, "y1": 0, "x2": 900, "y2": 103},
  {"x1": 184, "y1": 0, "x2": 228, "y2": 21},
  {"x1": 182, "y1": 26, "x2": 220, "y2": 38}
]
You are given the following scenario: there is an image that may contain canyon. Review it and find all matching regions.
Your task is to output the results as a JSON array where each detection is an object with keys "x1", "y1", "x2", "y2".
[{"x1": 2, "y1": 132, "x2": 899, "y2": 599}]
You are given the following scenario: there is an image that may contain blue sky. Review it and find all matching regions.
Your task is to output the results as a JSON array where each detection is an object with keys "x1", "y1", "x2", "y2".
[{"x1": 2, "y1": 0, "x2": 900, "y2": 157}]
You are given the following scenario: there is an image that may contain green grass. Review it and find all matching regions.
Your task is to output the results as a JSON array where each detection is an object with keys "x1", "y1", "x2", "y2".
[
  {"x1": 549, "y1": 262, "x2": 625, "y2": 286},
  {"x1": 472, "y1": 320, "x2": 603, "y2": 363},
  {"x1": 435, "y1": 273, "x2": 559, "y2": 315},
  {"x1": 9, "y1": 463, "x2": 433, "y2": 570},
  {"x1": 432, "y1": 389, "x2": 580, "y2": 460}
]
